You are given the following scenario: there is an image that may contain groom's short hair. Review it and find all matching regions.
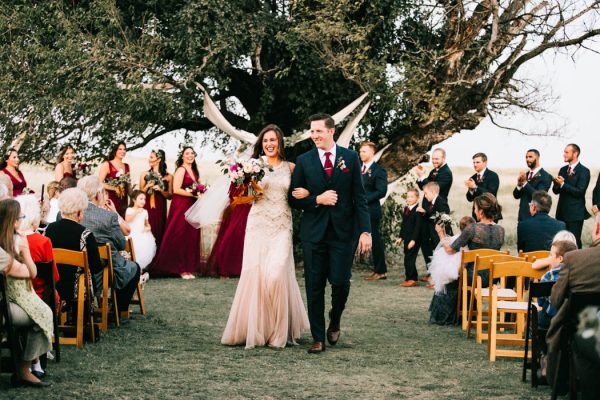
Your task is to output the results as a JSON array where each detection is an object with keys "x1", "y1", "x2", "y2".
[
  {"x1": 309, "y1": 113, "x2": 335, "y2": 129},
  {"x1": 423, "y1": 182, "x2": 440, "y2": 194}
]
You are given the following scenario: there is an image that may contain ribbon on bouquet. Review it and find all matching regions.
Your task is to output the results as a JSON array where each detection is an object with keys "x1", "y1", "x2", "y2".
[
  {"x1": 222, "y1": 181, "x2": 264, "y2": 220},
  {"x1": 149, "y1": 193, "x2": 156, "y2": 209},
  {"x1": 115, "y1": 185, "x2": 126, "y2": 199}
]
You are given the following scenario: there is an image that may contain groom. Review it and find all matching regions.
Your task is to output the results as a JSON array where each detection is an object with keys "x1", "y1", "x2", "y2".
[{"x1": 289, "y1": 113, "x2": 372, "y2": 354}]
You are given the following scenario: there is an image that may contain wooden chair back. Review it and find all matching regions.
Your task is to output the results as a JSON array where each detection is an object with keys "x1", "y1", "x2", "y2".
[
  {"x1": 97, "y1": 243, "x2": 119, "y2": 329},
  {"x1": 51, "y1": 248, "x2": 94, "y2": 349},
  {"x1": 34, "y1": 260, "x2": 61, "y2": 363},
  {"x1": 0, "y1": 273, "x2": 19, "y2": 374},
  {"x1": 518, "y1": 250, "x2": 551, "y2": 263},
  {"x1": 124, "y1": 238, "x2": 145, "y2": 316},
  {"x1": 458, "y1": 248, "x2": 509, "y2": 330}
]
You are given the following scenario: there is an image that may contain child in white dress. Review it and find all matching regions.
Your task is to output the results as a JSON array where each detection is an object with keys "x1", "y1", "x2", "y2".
[{"x1": 125, "y1": 191, "x2": 157, "y2": 271}]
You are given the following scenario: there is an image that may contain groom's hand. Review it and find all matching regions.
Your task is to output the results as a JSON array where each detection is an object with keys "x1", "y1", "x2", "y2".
[
  {"x1": 317, "y1": 190, "x2": 337, "y2": 206},
  {"x1": 358, "y1": 233, "x2": 372, "y2": 254}
]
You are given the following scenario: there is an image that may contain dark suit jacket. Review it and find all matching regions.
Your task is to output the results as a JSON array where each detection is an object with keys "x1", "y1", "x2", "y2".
[
  {"x1": 517, "y1": 212, "x2": 566, "y2": 252},
  {"x1": 547, "y1": 240, "x2": 600, "y2": 383},
  {"x1": 421, "y1": 195, "x2": 453, "y2": 240},
  {"x1": 513, "y1": 168, "x2": 553, "y2": 221},
  {"x1": 288, "y1": 146, "x2": 371, "y2": 242},
  {"x1": 417, "y1": 163, "x2": 453, "y2": 209},
  {"x1": 361, "y1": 162, "x2": 387, "y2": 219},
  {"x1": 593, "y1": 172, "x2": 600, "y2": 210},
  {"x1": 400, "y1": 205, "x2": 423, "y2": 243},
  {"x1": 466, "y1": 169, "x2": 502, "y2": 220},
  {"x1": 552, "y1": 163, "x2": 591, "y2": 222}
]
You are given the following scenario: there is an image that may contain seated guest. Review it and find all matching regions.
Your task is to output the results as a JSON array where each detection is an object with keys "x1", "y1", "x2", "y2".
[
  {"x1": 573, "y1": 307, "x2": 600, "y2": 400},
  {"x1": 0, "y1": 200, "x2": 53, "y2": 387},
  {"x1": 547, "y1": 220, "x2": 600, "y2": 394},
  {"x1": 59, "y1": 175, "x2": 78, "y2": 191},
  {"x1": 45, "y1": 181, "x2": 62, "y2": 224},
  {"x1": 16, "y1": 195, "x2": 60, "y2": 309},
  {"x1": 532, "y1": 230, "x2": 577, "y2": 270},
  {"x1": 517, "y1": 191, "x2": 566, "y2": 253},
  {"x1": 77, "y1": 176, "x2": 139, "y2": 315},
  {"x1": 45, "y1": 188, "x2": 104, "y2": 301},
  {"x1": 429, "y1": 194, "x2": 504, "y2": 326}
]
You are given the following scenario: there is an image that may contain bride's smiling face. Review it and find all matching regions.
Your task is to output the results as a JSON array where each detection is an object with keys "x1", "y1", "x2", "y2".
[{"x1": 262, "y1": 131, "x2": 279, "y2": 158}]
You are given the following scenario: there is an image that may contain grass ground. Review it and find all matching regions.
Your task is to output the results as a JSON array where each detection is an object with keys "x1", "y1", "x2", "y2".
[{"x1": 2, "y1": 269, "x2": 552, "y2": 399}]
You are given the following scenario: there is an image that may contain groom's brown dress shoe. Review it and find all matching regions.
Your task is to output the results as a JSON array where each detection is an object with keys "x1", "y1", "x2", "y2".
[{"x1": 307, "y1": 342, "x2": 325, "y2": 354}]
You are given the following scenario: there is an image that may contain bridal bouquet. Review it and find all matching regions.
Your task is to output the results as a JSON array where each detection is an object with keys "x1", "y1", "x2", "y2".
[
  {"x1": 107, "y1": 169, "x2": 131, "y2": 198},
  {"x1": 185, "y1": 182, "x2": 208, "y2": 197},
  {"x1": 431, "y1": 212, "x2": 454, "y2": 228},
  {"x1": 145, "y1": 171, "x2": 166, "y2": 208},
  {"x1": 75, "y1": 162, "x2": 91, "y2": 180},
  {"x1": 223, "y1": 158, "x2": 272, "y2": 206}
]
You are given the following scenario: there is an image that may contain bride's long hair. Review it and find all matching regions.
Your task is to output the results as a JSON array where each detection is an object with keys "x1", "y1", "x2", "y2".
[{"x1": 252, "y1": 124, "x2": 286, "y2": 160}]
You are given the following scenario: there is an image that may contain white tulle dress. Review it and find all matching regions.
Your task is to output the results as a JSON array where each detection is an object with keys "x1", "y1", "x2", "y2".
[
  {"x1": 126, "y1": 208, "x2": 157, "y2": 271},
  {"x1": 428, "y1": 235, "x2": 467, "y2": 294},
  {"x1": 221, "y1": 161, "x2": 309, "y2": 349}
]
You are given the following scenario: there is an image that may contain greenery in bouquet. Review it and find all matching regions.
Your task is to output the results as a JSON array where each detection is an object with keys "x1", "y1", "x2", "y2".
[
  {"x1": 185, "y1": 182, "x2": 208, "y2": 197},
  {"x1": 107, "y1": 169, "x2": 131, "y2": 198},
  {"x1": 226, "y1": 158, "x2": 272, "y2": 197},
  {"x1": 431, "y1": 212, "x2": 454, "y2": 228},
  {"x1": 75, "y1": 162, "x2": 91, "y2": 179},
  {"x1": 145, "y1": 171, "x2": 166, "y2": 195}
]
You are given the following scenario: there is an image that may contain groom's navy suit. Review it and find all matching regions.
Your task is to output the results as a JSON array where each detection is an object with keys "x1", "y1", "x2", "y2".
[{"x1": 289, "y1": 145, "x2": 371, "y2": 343}]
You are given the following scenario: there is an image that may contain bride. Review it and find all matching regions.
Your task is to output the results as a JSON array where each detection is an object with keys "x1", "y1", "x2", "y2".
[{"x1": 221, "y1": 124, "x2": 310, "y2": 349}]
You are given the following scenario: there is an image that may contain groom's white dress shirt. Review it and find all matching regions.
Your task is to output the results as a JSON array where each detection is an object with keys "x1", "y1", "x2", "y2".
[
  {"x1": 361, "y1": 160, "x2": 374, "y2": 174},
  {"x1": 317, "y1": 145, "x2": 337, "y2": 168}
]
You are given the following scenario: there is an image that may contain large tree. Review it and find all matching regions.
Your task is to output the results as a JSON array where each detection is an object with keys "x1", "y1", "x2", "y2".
[{"x1": 1, "y1": 0, "x2": 599, "y2": 180}]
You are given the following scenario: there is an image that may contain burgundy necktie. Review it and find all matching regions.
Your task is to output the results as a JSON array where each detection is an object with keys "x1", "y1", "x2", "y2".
[
  {"x1": 405, "y1": 207, "x2": 410, "y2": 215},
  {"x1": 324, "y1": 152, "x2": 333, "y2": 177},
  {"x1": 361, "y1": 165, "x2": 366, "y2": 174},
  {"x1": 567, "y1": 166, "x2": 572, "y2": 176},
  {"x1": 528, "y1": 171, "x2": 533, "y2": 181},
  {"x1": 428, "y1": 203, "x2": 433, "y2": 212},
  {"x1": 476, "y1": 173, "x2": 482, "y2": 183}
]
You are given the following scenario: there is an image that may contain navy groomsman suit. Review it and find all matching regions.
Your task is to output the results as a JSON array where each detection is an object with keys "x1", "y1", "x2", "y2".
[
  {"x1": 466, "y1": 168, "x2": 502, "y2": 221},
  {"x1": 513, "y1": 167, "x2": 553, "y2": 221},
  {"x1": 593, "y1": 172, "x2": 600, "y2": 213},
  {"x1": 417, "y1": 164, "x2": 453, "y2": 265},
  {"x1": 361, "y1": 161, "x2": 388, "y2": 275},
  {"x1": 552, "y1": 162, "x2": 591, "y2": 248}
]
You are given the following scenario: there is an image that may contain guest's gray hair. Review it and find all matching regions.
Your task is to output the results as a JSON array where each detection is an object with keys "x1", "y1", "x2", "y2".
[
  {"x1": 552, "y1": 230, "x2": 577, "y2": 245},
  {"x1": 77, "y1": 175, "x2": 103, "y2": 201},
  {"x1": 16, "y1": 194, "x2": 41, "y2": 232},
  {"x1": 59, "y1": 188, "x2": 89, "y2": 216},
  {"x1": 0, "y1": 182, "x2": 8, "y2": 200}
]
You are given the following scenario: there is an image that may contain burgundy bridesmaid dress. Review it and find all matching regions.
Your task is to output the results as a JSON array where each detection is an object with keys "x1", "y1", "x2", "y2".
[
  {"x1": 144, "y1": 177, "x2": 169, "y2": 248},
  {"x1": 105, "y1": 161, "x2": 130, "y2": 217},
  {"x1": 150, "y1": 170, "x2": 201, "y2": 276},
  {"x1": 205, "y1": 184, "x2": 251, "y2": 277},
  {"x1": 2, "y1": 168, "x2": 27, "y2": 196}
]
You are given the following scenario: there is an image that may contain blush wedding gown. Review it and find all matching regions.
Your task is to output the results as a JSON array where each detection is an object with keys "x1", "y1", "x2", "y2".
[{"x1": 221, "y1": 160, "x2": 309, "y2": 349}]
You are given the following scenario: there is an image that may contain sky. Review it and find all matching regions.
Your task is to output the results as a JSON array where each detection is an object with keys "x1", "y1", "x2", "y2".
[{"x1": 133, "y1": 48, "x2": 600, "y2": 170}]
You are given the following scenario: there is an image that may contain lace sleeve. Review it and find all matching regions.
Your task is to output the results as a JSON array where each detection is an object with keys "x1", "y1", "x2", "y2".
[{"x1": 450, "y1": 223, "x2": 475, "y2": 252}]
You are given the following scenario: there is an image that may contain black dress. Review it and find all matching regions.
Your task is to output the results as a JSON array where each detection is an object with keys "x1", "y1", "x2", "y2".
[{"x1": 429, "y1": 223, "x2": 505, "y2": 325}]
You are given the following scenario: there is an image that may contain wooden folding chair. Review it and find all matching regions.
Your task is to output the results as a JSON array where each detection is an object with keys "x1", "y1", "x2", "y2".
[
  {"x1": 457, "y1": 249, "x2": 509, "y2": 330},
  {"x1": 34, "y1": 260, "x2": 61, "y2": 363},
  {"x1": 518, "y1": 250, "x2": 551, "y2": 263},
  {"x1": 466, "y1": 254, "x2": 523, "y2": 343},
  {"x1": 125, "y1": 238, "x2": 146, "y2": 316},
  {"x1": 0, "y1": 274, "x2": 19, "y2": 374},
  {"x1": 97, "y1": 244, "x2": 119, "y2": 329},
  {"x1": 488, "y1": 260, "x2": 545, "y2": 361},
  {"x1": 52, "y1": 248, "x2": 95, "y2": 349},
  {"x1": 522, "y1": 280, "x2": 555, "y2": 386}
]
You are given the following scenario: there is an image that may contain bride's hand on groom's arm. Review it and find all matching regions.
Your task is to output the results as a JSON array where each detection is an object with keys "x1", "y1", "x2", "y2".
[
  {"x1": 358, "y1": 233, "x2": 372, "y2": 254},
  {"x1": 316, "y1": 190, "x2": 337, "y2": 206},
  {"x1": 291, "y1": 187, "x2": 310, "y2": 199}
]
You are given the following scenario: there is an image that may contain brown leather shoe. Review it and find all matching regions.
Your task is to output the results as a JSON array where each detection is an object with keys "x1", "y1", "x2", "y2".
[
  {"x1": 366, "y1": 273, "x2": 387, "y2": 281},
  {"x1": 425, "y1": 283, "x2": 435, "y2": 289},
  {"x1": 419, "y1": 275, "x2": 431, "y2": 282},
  {"x1": 307, "y1": 341, "x2": 325, "y2": 354},
  {"x1": 400, "y1": 280, "x2": 419, "y2": 287}
]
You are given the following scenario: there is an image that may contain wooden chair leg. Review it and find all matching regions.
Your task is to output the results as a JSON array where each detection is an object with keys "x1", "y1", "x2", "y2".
[
  {"x1": 136, "y1": 283, "x2": 146, "y2": 315},
  {"x1": 476, "y1": 294, "x2": 484, "y2": 344},
  {"x1": 76, "y1": 278, "x2": 85, "y2": 349},
  {"x1": 111, "y1": 285, "x2": 120, "y2": 327},
  {"x1": 489, "y1": 297, "x2": 497, "y2": 362},
  {"x1": 523, "y1": 308, "x2": 532, "y2": 382}
]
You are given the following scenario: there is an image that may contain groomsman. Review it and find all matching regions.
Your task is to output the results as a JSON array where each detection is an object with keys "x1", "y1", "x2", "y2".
[
  {"x1": 592, "y1": 171, "x2": 600, "y2": 216},
  {"x1": 465, "y1": 152, "x2": 501, "y2": 221},
  {"x1": 415, "y1": 148, "x2": 453, "y2": 274},
  {"x1": 359, "y1": 142, "x2": 388, "y2": 281},
  {"x1": 552, "y1": 143, "x2": 591, "y2": 248},
  {"x1": 513, "y1": 149, "x2": 552, "y2": 221}
]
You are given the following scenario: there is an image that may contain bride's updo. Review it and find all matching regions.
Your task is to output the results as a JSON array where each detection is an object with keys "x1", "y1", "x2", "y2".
[
  {"x1": 473, "y1": 193, "x2": 502, "y2": 221},
  {"x1": 252, "y1": 124, "x2": 286, "y2": 160}
]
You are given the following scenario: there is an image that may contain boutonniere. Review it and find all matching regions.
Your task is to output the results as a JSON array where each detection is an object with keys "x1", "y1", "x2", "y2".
[
  {"x1": 367, "y1": 169, "x2": 373, "y2": 178},
  {"x1": 337, "y1": 157, "x2": 349, "y2": 173}
]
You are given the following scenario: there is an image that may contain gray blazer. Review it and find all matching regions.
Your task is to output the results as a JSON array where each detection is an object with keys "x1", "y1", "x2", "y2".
[{"x1": 80, "y1": 203, "x2": 138, "y2": 289}]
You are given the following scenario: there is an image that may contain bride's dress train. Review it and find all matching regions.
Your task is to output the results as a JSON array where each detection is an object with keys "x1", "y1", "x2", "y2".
[{"x1": 221, "y1": 161, "x2": 309, "y2": 349}]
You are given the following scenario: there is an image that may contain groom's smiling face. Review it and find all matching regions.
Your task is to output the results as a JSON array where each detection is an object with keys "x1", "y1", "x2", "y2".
[{"x1": 310, "y1": 120, "x2": 335, "y2": 150}]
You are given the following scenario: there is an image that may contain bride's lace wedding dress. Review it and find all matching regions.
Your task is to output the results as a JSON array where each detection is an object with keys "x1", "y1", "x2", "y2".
[{"x1": 221, "y1": 161, "x2": 309, "y2": 349}]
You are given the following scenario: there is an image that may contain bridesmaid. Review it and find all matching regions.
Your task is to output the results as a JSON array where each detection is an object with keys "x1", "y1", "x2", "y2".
[
  {"x1": 0, "y1": 148, "x2": 27, "y2": 197},
  {"x1": 54, "y1": 144, "x2": 76, "y2": 181},
  {"x1": 98, "y1": 142, "x2": 130, "y2": 217},
  {"x1": 150, "y1": 146, "x2": 202, "y2": 279},
  {"x1": 140, "y1": 149, "x2": 173, "y2": 248}
]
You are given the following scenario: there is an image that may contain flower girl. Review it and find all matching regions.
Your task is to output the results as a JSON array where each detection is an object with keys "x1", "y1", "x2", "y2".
[{"x1": 125, "y1": 191, "x2": 157, "y2": 271}]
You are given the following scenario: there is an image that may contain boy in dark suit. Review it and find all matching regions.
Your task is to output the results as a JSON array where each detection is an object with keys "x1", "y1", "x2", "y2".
[
  {"x1": 551, "y1": 143, "x2": 591, "y2": 248},
  {"x1": 397, "y1": 188, "x2": 423, "y2": 287}
]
